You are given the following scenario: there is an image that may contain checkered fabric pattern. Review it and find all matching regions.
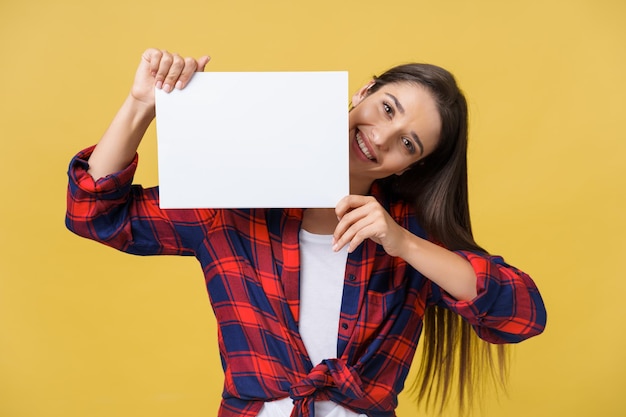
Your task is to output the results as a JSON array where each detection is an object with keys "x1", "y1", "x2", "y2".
[{"x1": 66, "y1": 146, "x2": 546, "y2": 417}]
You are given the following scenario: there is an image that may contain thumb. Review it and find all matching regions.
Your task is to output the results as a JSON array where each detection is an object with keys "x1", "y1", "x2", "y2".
[{"x1": 197, "y1": 55, "x2": 211, "y2": 72}]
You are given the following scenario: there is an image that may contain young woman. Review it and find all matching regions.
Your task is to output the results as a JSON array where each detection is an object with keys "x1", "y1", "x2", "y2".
[{"x1": 66, "y1": 48, "x2": 546, "y2": 417}]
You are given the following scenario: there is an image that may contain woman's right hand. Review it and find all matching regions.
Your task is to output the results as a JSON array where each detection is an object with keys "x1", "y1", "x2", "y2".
[
  {"x1": 130, "y1": 48, "x2": 211, "y2": 106},
  {"x1": 87, "y1": 49, "x2": 210, "y2": 180}
]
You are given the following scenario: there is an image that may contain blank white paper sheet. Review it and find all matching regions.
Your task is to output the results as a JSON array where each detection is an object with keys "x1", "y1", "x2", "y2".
[{"x1": 154, "y1": 71, "x2": 349, "y2": 208}]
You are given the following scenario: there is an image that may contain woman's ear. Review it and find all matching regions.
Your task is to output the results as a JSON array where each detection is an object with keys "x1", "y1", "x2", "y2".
[{"x1": 351, "y1": 81, "x2": 376, "y2": 107}]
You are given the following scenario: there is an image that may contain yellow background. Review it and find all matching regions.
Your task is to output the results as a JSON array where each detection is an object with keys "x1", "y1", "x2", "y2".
[{"x1": 1, "y1": 0, "x2": 624, "y2": 416}]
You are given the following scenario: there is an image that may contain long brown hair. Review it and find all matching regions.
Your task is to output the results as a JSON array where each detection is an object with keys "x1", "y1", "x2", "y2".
[{"x1": 371, "y1": 64, "x2": 508, "y2": 414}]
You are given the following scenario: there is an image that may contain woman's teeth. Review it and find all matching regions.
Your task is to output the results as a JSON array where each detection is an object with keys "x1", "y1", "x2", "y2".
[{"x1": 356, "y1": 131, "x2": 374, "y2": 160}]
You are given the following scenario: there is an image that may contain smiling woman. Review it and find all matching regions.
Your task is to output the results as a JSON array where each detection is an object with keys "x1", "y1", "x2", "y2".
[
  {"x1": 65, "y1": 48, "x2": 546, "y2": 417},
  {"x1": 347, "y1": 79, "x2": 441, "y2": 194}
]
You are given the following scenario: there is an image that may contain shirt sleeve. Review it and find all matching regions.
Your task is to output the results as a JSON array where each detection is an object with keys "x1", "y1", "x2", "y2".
[
  {"x1": 428, "y1": 251, "x2": 547, "y2": 344},
  {"x1": 65, "y1": 146, "x2": 209, "y2": 256}
]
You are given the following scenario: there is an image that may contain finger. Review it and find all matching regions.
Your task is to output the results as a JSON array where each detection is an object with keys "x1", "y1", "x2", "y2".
[
  {"x1": 162, "y1": 53, "x2": 185, "y2": 92},
  {"x1": 175, "y1": 55, "x2": 211, "y2": 89},
  {"x1": 335, "y1": 194, "x2": 371, "y2": 220},
  {"x1": 347, "y1": 222, "x2": 375, "y2": 253},
  {"x1": 334, "y1": 216, "x2": 375, "y2": 253},
  {"x1": 153, "y1": 50, "x2": 175, "y2": 89},
  {"x1": 333, "y1": 204, "x2": 365, "y2": 244},
  {"x1": 334, "y1": 196, "x2": 379, "y2": 239},
  {"x1": 333, "y1": 206, "x2": 373, "y2": 250},
  {"x1": 141, "y1": 48, "x2": 163, "y2": 77},
  {"x1": 333, "y1": 195, "x2": 378, "y2": 246},
  {"x1": 173, "y1": 56, "x2": 198, "y2": 90}
]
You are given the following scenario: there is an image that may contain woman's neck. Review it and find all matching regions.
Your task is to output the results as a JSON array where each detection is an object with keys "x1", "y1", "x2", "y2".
[
  {"x1": 350, "y1": 176, "x2": 373, "y2": 196},
  {"x1": 301, "y1": 208, "x2": 338, "y2": 235},
  {"x1": 300, "y1": 177, "x2": 373, "y2": 235}
]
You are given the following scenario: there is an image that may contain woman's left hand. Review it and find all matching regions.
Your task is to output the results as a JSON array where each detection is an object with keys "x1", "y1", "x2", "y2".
[
  {"x1": 334, "y1": 196, "x2": 479, "y2": 300},
  {"x1": 333, "y1": 195, "x2": 409, "y2": 256}
]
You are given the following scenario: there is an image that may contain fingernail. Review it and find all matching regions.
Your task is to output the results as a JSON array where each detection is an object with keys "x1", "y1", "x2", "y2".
[
  {"x1": 163, "y1": 83, "x2": 172, "y2": 93},
  {"x1": 175, "y1": 80, "x2": 183, "y2": 90},
  {"x1": 155, "y1": 80, "x2": 163, "y2": 89},
  {"x1": 332, "y1": 244, "x2": 339, "y2": 252}
]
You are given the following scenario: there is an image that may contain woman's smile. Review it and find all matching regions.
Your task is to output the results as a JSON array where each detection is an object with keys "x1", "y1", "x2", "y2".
[{"x1": 355, "y1": 129, "x2": 377, "y2": 162}]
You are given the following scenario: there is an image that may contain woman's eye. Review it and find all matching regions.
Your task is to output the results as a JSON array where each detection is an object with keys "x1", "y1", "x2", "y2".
[
  {"x1": 402, "y1": 137, "x2": 416, "y2": 153},
  {"x1": 383, "y1": 102, "x2": 393, "y2": 115}
]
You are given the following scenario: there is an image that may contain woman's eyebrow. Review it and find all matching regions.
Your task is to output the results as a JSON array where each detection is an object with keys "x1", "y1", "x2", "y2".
[
  {"x1": 411, "y1": 131, "x2": 424, "y2": 155},
  {"x1": 385, "y1": 92, "x2": 424, "y2": 155},
  {"x1": 385, "y1": 93, "x2": 405, "y2": 114}
]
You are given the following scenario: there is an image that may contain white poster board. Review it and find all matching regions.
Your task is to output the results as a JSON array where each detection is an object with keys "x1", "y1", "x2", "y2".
[{"x1": 154, "y1": 71, "x2": 349, "y2": 208}]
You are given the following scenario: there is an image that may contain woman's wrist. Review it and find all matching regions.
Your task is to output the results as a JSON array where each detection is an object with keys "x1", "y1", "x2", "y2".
[{"x1": 124, "y1": 93, "x2": 156, "y2": 124}]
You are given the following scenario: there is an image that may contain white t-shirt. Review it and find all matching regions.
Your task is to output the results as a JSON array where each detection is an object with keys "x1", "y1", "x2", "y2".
[{"x1": 256, "y1": 230, "x2": 365, "y2": 417}]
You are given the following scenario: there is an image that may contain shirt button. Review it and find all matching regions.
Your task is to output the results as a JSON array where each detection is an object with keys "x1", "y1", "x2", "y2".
[
  {"x1": 341, "y1": 323, "x2": 349, "y2": 330},
  {"x1": 347, "y1": 274, "x2": 356, "y2": 281}
]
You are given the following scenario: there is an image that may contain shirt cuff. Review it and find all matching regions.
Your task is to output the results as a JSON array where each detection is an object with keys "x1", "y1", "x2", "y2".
[
  {"x1": 68, "y1": 145, "x2": 139, "y2": 198},
  {"x1": 437, "y1": 250, "x2": 509, "y2": 324}
]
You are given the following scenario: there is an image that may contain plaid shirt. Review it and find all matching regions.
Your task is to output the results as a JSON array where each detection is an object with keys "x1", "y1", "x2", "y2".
[{"x1": 66, "y1": 147, "x2": 546, "y2": 417}]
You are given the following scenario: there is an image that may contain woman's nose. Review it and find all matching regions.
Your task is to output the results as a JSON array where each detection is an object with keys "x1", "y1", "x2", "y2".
[{"x1": 371, "y1": 129, "x2": 391, "y2": 150}]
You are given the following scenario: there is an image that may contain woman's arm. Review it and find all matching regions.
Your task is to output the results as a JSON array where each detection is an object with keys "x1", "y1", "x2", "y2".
[
  {"x1": 332, "y1": 195, "x2": 546, "y2": 341},
  {"x1": 66, "y1": 49, "x2": 213, "y2": 256},
  {"x1": 88, "y1": 48, "x2": 210, "y2": 180},
  {"x1": 392, "y1": 229, "x2": 478, "y2": 300},
  {"x1": 333, "y1": 195, "x2": 477, "y2": 301},
  {"x1": 430, "y1": 251, "x2": 546, "y2": 343}
]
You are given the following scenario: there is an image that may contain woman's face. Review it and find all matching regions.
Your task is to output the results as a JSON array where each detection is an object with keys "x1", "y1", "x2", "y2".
[{"x1": 348, "y1": 81, "x2": 441, "y2": 192}]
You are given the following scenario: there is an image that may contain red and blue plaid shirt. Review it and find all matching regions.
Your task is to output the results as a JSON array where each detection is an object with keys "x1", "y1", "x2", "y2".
[{"x1": 66, "y1": 147, "x2": 546, "y2": 417}]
